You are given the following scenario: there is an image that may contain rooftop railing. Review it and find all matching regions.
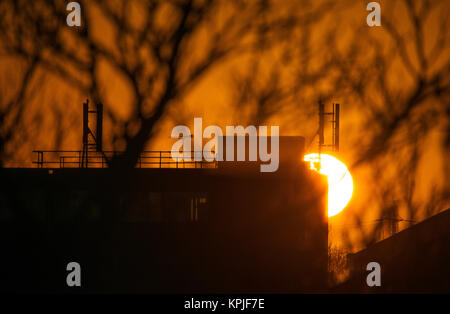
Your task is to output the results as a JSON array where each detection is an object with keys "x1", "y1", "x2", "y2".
[{"x1": 32, "y1": 150, "x2": 217, "y2": 169}]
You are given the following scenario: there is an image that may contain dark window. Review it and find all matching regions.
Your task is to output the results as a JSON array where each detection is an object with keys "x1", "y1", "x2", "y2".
[{"x1": 164, "y1": 192, "x2": 208, "y2": 222}]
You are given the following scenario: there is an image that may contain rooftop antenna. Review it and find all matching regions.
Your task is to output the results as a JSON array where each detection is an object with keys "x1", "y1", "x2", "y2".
[
  {"x1": 317, "y1": 101, "x2": 340, "y2": 169},
  {"x1": 333, "y1": 103, "x2": 339, "y2": 152},
  {"x1": 318, "y1": 101, "x2": 340, "y2": 153},
  {"x1": 81, "y1": 99, "x2": 103, "y2": 168}
]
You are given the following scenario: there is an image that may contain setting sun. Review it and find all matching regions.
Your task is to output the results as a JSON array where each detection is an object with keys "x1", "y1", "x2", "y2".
[{"x1": 304, "y1": 153, "x2": 353, "y2": 217}]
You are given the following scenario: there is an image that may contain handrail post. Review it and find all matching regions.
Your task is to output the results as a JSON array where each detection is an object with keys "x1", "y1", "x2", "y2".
[{"x1": 37, "y1": 151, "x2": 41, "y2": 168}]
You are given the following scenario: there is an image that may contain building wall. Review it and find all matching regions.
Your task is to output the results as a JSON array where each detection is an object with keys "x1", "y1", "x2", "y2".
[
  {"x1": 0, "y1": 150, "x2": 328, "y2": 293},
  {"x1": 338, "y1": 209, "x2": 450, "y2": 293}
]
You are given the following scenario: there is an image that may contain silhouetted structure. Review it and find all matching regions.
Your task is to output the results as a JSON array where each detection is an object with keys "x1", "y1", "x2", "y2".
[
  {"x1": 337, "y1": 208, "x2": 450, "y2": 293},
  {"x1": 82, "y1": 99, "x2": 103, "y2": 168},
  {"x1": 1, "y1": 114, "x2": 328, "y2": 293},
  {"x1": 318, "y1": 101, "x2": 340, "y2": 155}
]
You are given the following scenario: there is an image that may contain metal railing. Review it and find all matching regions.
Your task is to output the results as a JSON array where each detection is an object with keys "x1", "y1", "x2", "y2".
[{"x1": 33, "y1": 150, "x2": 218, "y2": 169}]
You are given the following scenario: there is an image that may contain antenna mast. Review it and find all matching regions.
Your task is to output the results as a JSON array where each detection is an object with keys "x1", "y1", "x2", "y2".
[
  {"x1": 318, "y1": 101, "x2": 340, "y2": 154},
  {"x1": 81, "y1": 99, "x2": 103, "y2": 168}
]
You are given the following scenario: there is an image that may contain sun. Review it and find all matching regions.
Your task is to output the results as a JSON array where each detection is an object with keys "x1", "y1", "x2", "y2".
[{"x1": 304, "y1": 153, "x2": 353, "y2": 217}]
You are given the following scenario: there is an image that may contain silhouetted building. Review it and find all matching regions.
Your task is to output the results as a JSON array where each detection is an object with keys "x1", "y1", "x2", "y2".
[
  {"x1": 0, "y1": 136, "x2": 328, "y2": 293},
  {"x1": 337, "y1": 208, "x2": 450, "y2": 293}
]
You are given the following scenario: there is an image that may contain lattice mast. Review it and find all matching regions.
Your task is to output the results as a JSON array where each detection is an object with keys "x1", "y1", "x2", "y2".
[
  {"x1": 81, "y1": 99, "x2": 103, "y2": 168},
  {"x1": 318, "y1": 101, "x2": 340, "y2": 154}
]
